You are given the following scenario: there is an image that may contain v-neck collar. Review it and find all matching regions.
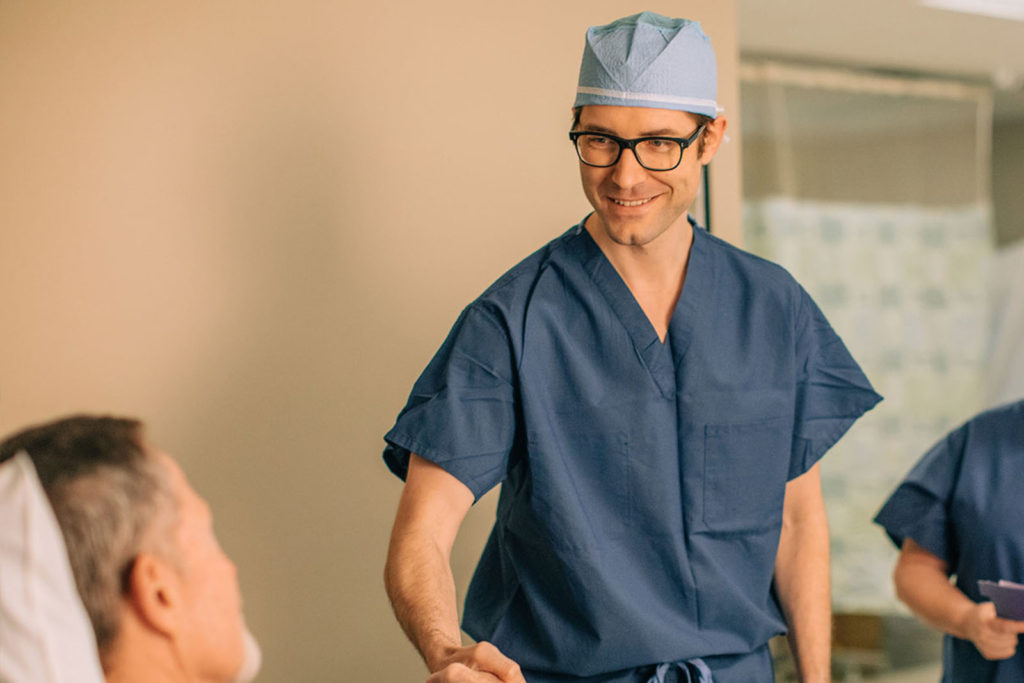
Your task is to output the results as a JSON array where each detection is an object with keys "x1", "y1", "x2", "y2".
[
  {"x1": 668, "y1": 221, "x2": 710, "y2": 371},
  {"x1": 575, "y1": 215, "x2": 711, "y2": 398}
]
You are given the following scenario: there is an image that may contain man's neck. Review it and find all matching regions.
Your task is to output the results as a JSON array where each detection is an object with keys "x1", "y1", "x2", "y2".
[
  {"x1": 104, "y1": 637, "x2": 190, "y2": 683},
  {"x1": 585, "y1": 215, "x2": 694, "y2": 341},
  {"x1": 586, "y1": 214, "x2": 693, "y2": 286}
]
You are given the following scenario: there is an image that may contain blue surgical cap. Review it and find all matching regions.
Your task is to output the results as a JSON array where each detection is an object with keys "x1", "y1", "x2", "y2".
[{"x1": 574, "y1": 12, "x2": 719, "y2": 118}]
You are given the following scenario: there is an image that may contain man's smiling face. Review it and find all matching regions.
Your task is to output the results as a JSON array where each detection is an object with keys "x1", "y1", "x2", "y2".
[{"x1": 576, "y1": 105, "x2": 721, "y2": 249}]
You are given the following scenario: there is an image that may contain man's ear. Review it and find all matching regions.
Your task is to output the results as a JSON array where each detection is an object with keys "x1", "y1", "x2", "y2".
[
  {"x1": 699, "y1": 116, "x2": 728, "y2": 165},
  {"x1": 125, "y1": 553, "x2": 181, "y2": 637}
]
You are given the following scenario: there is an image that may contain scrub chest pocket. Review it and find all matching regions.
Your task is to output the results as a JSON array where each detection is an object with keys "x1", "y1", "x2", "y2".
[{"x1": 703, "y1": 417, "x2": 791, "y2": 533}]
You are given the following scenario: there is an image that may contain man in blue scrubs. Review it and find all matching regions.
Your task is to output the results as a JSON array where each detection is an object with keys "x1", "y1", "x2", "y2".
[
  {"x1": 384, "y1": 13, "x2": 881, "y2": 682},
  {"x1": 875, "y1": 400, "x2": 1024, "y2": 682}
]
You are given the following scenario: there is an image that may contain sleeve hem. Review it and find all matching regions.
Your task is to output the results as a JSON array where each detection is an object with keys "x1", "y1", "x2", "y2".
[
  {"x1": 383, "y1": 431, "x2": 507, "y2": 502},
  {"x1": 791, "y1": 390, "x2": 883, "y2": 479}
]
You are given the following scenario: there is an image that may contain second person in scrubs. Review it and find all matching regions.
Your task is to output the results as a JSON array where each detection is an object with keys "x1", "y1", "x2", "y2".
[{"x1": 876, "y1": 399, "x2": 1024, "y2": 682}]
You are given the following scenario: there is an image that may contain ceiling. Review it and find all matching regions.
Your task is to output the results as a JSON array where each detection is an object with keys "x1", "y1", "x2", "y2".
[{"x1": 736, "y1": 0, "x2": 1024, "y2": 121}]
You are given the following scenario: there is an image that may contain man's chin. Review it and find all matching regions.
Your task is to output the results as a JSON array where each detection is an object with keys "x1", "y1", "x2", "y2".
[{"x1": 605, "y1": 223, "x2": 664, "y2": 248}]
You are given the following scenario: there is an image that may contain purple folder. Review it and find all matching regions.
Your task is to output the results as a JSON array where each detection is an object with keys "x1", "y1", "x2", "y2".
[{"x1": 978, "y1": 580, "x2": 1024, "y2": 620}]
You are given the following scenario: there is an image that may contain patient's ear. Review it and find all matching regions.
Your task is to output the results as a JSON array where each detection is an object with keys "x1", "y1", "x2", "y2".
[{"x1": 126, "y1": 553, "x2": 181, "y2": 636}]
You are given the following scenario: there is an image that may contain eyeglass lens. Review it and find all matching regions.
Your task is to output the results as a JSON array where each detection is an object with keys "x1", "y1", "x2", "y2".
[{"x1": 575, "y1": 135, "x2": 682, "y2": 170}]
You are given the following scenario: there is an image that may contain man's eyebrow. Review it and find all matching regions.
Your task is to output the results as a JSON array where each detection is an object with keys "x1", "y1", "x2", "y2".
[
  {"x1": 577, "y1": 125, "x2": 685, "y2": 137},
  {"x1": 577, "y1": 124, "x2": 619, "y2": 135}
]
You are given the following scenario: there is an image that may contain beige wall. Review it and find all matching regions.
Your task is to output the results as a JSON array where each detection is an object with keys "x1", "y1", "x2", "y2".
[{"x1": 0, "y1": 2, "x2": 739, "y2": 679}]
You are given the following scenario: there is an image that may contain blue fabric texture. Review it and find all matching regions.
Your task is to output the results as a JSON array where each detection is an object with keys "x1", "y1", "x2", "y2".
[
  {"x1": 384, "y1": 217, "x2": 881, "y2": 679},
  {"x1": 875, "y1": 399, "x2": 1024, "y2": 683},
  {"x1": 574, "y1": 12, "x2": 718, "y2": 117}
]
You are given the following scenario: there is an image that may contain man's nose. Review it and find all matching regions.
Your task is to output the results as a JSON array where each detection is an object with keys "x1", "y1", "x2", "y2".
[{"x1": 610, "y1": 145, "x2": 648, "y2": 187}]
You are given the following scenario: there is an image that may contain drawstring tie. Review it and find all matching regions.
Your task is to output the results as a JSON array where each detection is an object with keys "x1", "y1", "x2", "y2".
[{"x1": 645, "y1": 658, "x2": 713, "y2": 683}]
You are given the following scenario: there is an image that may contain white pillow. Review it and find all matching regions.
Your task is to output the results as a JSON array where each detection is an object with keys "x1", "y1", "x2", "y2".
[{"x1": 0, "y1": 452, "x2": 105, "y2": 683}]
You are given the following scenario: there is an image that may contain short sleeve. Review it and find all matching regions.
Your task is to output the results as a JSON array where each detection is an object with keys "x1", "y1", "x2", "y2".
[
  {"x1": 383, "y1": 304, "x2": 517, "y2": 501},
  {"x1": 873, "y1": 427, "x2": 968, "y2": 564},
  {"x1": 790, "y1": 287, "x2": 883, "y2": 478}
]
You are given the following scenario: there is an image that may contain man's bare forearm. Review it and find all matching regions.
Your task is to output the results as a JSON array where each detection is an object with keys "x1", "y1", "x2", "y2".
[
  {"x1": 385, "y1": 455, "x2": 473, "y2": 670},
  {"x1": 775, "y1": 464, "x2": 831, "y2": 683},
  {"x1": 385, "y1": 456, "x2": 526, "y2": 683},
  {"x1": 893, "y1": 540, "x2": 975, "y2": 639},
  {"x1": 385, "y1": 522, "x2": 464, "y2": 670}
]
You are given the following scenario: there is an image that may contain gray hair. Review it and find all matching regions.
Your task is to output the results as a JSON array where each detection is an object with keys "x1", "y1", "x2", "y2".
[{"x1": 0, "y1": 416, "x2": 176, "y2": 655}]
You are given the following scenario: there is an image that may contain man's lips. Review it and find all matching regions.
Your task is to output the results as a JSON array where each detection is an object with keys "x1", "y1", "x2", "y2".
[{"x1": 610, "y1": 196, "x2": 655, "y2": 207}]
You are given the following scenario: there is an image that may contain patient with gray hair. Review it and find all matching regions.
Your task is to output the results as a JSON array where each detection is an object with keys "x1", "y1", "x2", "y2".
[{"x1": 0, "y1": 415, "x2": 261, "y2": 683}]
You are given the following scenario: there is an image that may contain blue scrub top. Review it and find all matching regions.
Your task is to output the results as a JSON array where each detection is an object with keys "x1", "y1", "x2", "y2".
[
  {"x1": 385, "y1": 218, "x2": 881, "y2": 680},
  {"x1": 875, "y1": 400, "x2": 1024, "y2": 683}
]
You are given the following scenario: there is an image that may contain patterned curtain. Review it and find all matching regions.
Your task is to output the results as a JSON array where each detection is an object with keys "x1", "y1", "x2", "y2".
[{"x1": 740, "y1": 64, "x2": 994, "y2": 611}]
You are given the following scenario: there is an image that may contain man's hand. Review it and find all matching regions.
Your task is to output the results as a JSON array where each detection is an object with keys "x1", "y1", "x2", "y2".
[
  {"x1": 962, "y1": 601, "x2": 1024, "y2": 660},
  {"x1": 426, "y1": 642, "x2": 525, "y2": 683}
]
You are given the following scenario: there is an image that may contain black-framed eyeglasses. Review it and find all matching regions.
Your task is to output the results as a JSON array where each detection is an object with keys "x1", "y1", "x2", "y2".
[{"x1": 568, "y1": 124, "x2": 706, "y2": 171}]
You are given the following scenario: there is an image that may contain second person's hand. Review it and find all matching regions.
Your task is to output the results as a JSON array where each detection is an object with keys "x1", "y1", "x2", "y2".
[{"x1": 963, "y1": 601, "x2": 1024, "y2": 660}]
